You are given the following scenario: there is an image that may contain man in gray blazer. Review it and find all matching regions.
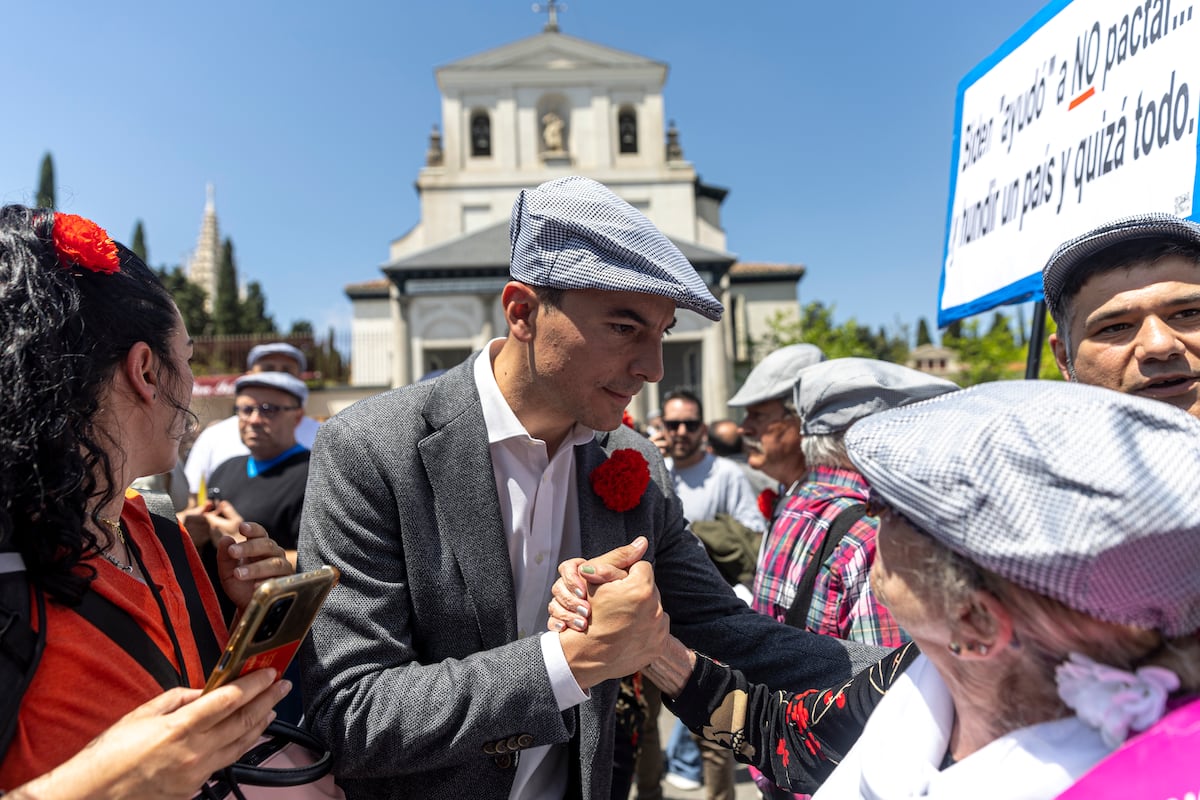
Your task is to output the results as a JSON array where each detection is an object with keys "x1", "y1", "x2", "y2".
[{"x1": 298, "y1": 177, "x2": 882, "y2": 800}]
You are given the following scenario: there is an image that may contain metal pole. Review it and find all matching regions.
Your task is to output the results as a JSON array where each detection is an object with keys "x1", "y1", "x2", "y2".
[{"x1": 1024, "y1": 300, "x2": 1046, "y2": 379}]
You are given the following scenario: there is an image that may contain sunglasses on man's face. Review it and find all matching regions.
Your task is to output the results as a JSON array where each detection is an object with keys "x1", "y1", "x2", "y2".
[{"x1": 662, "y1": 419, "x2": 703, "y2": 433}]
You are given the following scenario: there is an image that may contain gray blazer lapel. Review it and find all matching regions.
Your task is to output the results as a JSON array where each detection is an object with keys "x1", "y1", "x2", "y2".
[
  {"x1": 418, "y1": 357, "x2": 517, "y2": 650},
  {"x1": 575, "y1": 432, "x2": 634, "y2": 559}
]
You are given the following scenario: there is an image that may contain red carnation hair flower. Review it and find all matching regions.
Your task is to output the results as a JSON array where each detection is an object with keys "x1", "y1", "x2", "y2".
[
  {"x1": 757, "y1": 488, "x2": 779, "y2": 520},
  {"x1": 621, "y1": 409, "x2": 636, "y2": 429},
  {"x1": 52, "y1": 213, "x2": 120, "y2": 275},
  {"x1": 591, "y1": 448, "x2": 651, "y2": 512}
]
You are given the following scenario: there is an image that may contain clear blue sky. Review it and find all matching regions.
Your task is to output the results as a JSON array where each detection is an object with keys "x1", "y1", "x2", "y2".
[{"x1": 3, "y1": 0, "x2": 1050, "y2": 343}]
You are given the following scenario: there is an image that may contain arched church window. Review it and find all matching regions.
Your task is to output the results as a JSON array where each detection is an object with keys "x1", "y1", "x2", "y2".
[
  {"x1": 618, "y1": 108, "x2": 638, "y2": 154},
  {"x1": 470, "y1": 111, "x2": 492, "y2": 157}
]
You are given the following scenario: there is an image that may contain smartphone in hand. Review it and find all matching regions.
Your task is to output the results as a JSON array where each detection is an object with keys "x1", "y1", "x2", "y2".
[{"x1": 203, "y1": 565, "x2": 340, "y2": 692}]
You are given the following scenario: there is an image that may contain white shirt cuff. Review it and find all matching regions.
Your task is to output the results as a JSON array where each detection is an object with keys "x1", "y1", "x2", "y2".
[
  {"x1": 540, "y1": 631, "x2": 590, "y2": 711},
  {"x1": 733, "y1": 582, "x2": 754, "y2": 606}
]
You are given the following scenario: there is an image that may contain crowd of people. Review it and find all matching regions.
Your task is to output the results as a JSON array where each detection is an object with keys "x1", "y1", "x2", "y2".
[{"x1": 1, "y1": 178, "x2": 1197, "y2": 800}]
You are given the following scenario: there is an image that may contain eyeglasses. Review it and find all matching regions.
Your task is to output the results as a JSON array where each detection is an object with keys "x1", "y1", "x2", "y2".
[
  {"x1": 234, "y1": 402, "x2": 300, "y2": 420},
  {"x1": 662, "y1": 419, "x2": 703, "y2": 433}
]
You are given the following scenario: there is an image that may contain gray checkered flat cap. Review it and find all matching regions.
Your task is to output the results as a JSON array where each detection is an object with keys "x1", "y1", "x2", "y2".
[
  {"x1": 1042, "y1": 213, "x2": 1200, "y2": 323},
  {"x1": 794, "y1": 358, "x2": 959, "y2": 435},
  {"x1": 728, "y1": 344, "x2": 825, "y2": 407},
  {"x1": 508, "y1": 176, "x2": 723, "y2": 321},
  {"x1": 235, "y1": 371, "x2": 309, "y2": 405},
  {"x1": 247, "y1": 342, "x2": 307, "y2": 372},
  {"x1": 845, "y1": 380, "x2": 1200, "y2": 636}
]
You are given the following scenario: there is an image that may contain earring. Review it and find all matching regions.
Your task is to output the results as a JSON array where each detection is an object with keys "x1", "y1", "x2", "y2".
[
  {"x1": 975, "y1": 644, "x2": 989, "y2": 656},
  {"x1": 947, "y1": 641, "x2": 963, "y2": 656}
]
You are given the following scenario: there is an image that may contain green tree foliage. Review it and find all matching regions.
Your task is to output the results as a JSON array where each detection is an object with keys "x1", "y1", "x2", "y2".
[
  {"x1": 239, "y1": 281, "x2": 277, "y2": 335},
  {"x1": 916, "y1": 317, "x2": 933, "y2": 346},
  {"x1": 212, "y1": 238, "x2": 241, "y2": 336},
  {"x1": 131, "y1": 220, "x2": 148, "y2": 263},
  {"x1": 941, "y1": 306, "x2": 1063, "y2": 385},
  {"x1": 762, "y1": 302, "x2": 910, "y2": 363},
  {"x1": 157, "y1": 266, "x2": 211, "y2": 335},
  {"x1": 36, "y1": 153, "x2": 55, "y2": 209},
  {"x1": 288, "y1": 319, "x2": 314, "y2": 337},
  {"x1": 1037, "y1": 310, "x2": 1066, "y2": 381},
  {"x1": 312, "y1": 326, "x2": 347, "y2": 383}
]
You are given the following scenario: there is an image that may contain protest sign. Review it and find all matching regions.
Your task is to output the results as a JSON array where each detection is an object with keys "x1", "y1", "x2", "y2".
[{"x1": 939, "y1": 0, "x2": 1200, "y2": 326}]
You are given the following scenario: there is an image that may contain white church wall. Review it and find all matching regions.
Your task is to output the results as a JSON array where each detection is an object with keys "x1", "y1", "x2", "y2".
[{"x1": 350, "y1": 298, "x2": 394, "y2": 387}]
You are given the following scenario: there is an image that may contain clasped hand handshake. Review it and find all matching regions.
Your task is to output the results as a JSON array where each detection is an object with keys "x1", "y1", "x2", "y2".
[{"x1": 548, "y1": 537, "x2": 694, "y2": 694}]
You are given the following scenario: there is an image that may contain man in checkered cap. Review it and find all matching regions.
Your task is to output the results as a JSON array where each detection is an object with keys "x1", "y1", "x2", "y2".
[
  {"x1": 1044, "y1": 212, "x2": 1200, "y2": 420},
  {"x1": 298, "y1": 176, "x2": 881, "y2": 800}
]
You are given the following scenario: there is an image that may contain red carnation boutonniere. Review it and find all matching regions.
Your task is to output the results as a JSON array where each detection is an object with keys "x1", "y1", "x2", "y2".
[
  {"x1": 591, "y1": 448, "x2": 651, "y2": 512},
  {"x1": 52, "y1": 213, "x2": 120, "y2": 275},
  {"x1": 757, "y1": 488, "x2": 779, "y2": 520},
  {"x1": 621, "y1": 408, "x2": 636, "y2": 429}
]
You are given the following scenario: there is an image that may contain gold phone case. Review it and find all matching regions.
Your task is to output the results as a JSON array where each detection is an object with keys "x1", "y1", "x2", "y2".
[{"x1": 203, "y1": 565, "x2": 340, "y2": 692}]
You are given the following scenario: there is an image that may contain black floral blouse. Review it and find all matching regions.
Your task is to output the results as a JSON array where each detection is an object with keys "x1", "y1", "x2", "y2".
[{"x1": 663, "y1": 642, "x2": 920, "y2": 796}]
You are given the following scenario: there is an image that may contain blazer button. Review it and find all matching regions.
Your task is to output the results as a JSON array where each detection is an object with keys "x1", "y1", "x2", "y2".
[
  {"x1": 506, "y1": 735, "x2": 521, "y2": 751},
  {"x1": 483, "y1": 741, "x2": 497, "y2": 755},
  {"x1": 517, "y1": 734, "x2": 534, "y2": 748},
  {"x1": 494, "y1": 753, "x2": 513, "y2": 769}
]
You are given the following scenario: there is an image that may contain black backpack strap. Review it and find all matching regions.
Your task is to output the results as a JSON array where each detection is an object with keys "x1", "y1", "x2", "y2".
[
  {"x1": 70, "y1": 511, "x2": 223, "y2": 693},
  {"x1": 0, "y1": 553, "x2": 45, "y2": 757},
  {"x1": 149, "y1": 512, "x2": 223, "y2": 675},
  {"x1": 785, "y1": 503, "x2": 866, "y2": 629},
  {"x1": 75, "y1": 587, "x2": 180, "y2": 692}
]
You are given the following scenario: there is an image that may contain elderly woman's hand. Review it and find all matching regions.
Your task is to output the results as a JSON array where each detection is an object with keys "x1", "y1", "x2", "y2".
[{"x1": 217, "y1": 521, "x2": 293, "y2": 611}]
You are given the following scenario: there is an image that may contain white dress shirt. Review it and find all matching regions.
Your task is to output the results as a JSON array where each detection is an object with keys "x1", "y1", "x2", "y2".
[{"x1": 474, "y1": 340, "x2": 592, "y2": 800}]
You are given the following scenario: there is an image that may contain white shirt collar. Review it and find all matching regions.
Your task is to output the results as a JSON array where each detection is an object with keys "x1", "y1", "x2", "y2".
[{"x1": 473, "y1": 338, "x2": 594, "y2": 450}]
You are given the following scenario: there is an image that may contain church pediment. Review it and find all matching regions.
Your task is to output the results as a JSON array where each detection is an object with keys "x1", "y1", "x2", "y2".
[{"x1": 438, "y1": 32, "x2": 666, "y2": 87}]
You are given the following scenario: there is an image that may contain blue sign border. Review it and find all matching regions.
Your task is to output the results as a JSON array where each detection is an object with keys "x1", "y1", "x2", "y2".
[{"x1": 933, "y1": 0, "x2": 1200, "y2": 327}]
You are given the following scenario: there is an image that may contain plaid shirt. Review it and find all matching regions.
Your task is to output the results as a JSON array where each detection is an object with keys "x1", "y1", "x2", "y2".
[{"x1": 751, "y1": 465, "x2": 907, "y2": 647}]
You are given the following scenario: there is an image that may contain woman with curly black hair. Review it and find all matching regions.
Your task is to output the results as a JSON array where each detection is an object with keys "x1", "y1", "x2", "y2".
[{"x1": 0, "y1": 205, "x2": 294, "y2": 798}]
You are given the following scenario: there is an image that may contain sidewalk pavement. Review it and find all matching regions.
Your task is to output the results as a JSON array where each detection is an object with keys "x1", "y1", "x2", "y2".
[{"x1": 627, "y1": 706, "x2": 762, "y2": 800}]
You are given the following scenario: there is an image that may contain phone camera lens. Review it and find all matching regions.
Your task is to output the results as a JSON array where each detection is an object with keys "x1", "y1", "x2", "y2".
[{"x1": 253, "y1": 596, "x2": 295, "y2": 642}]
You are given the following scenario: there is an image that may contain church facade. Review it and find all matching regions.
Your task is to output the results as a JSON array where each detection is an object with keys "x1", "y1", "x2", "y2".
[{"x1": 346, "y1": 18, "x2": 804, "y2": 423}]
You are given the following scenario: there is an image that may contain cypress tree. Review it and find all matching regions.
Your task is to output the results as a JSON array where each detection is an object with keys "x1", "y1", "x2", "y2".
[
  {"x1": 239, "y1": 281, "x2": 276, "y2": 335},
  {"x1": 916, "y1": 317, "x2": 932, "y2": 346},
  {"x1": 212, "y1": 238, "x2": 241, "y2": 335},
  {"x1": 157, "y1": 266, "x2": 211, "y2": 336},
  {"x1": 36, "y1": 153, "x2": 55, "y2": 209},
  {"x1": 131, "y1": 220, "x2": 148, "y2": 262}
]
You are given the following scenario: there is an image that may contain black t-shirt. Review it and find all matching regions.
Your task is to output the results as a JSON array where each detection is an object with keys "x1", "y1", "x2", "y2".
[{"x1": 203, "y1": 449, "x2": 310, "y2": 622}]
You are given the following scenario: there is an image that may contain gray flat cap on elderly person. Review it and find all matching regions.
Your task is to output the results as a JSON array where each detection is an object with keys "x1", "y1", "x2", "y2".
[
  {"x1": 639, "y1": 379, "x2": 1200, "y2": 800},
  {"x1": 846, "y1": 379, "x2": 1200, "y2": 637},
  {"x1": 728, "y1": 343, "x2": 825, "y2": 408},
  {"x1": 508, "y1": 175, "x2": 724, "y2": 321},
  {"x1": 247, "y1": 342, "x2": 307, "y2": 372},
  {"x1": 809, "y1": 379, "x2": 1200, "y2": 798},
  {"x1": 234, "y1": 371, "x2": 309, "y2": 406},
  {"x1": 793, "y1": 357, "x2": 959, "y2": 435}
]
